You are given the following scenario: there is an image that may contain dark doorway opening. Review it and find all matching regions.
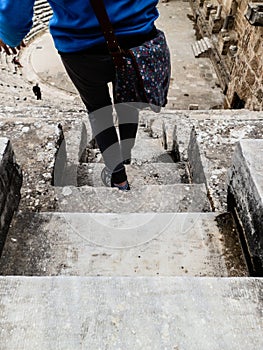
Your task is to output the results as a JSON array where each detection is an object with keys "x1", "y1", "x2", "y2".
[{"x1": 231, "y1": 92, "x2": 246, "y2": 109}]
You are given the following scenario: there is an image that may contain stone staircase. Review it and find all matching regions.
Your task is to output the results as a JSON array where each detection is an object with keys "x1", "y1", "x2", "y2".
[
  {"x1": 0, "y1": 108, "x2": 262, "y2": 349},
  {"x1": 191, "y1": 36, "x2": 213, "y2": 58},
  {"x1": 0, "y1": 49, "x2": 80, "y2": 110}
]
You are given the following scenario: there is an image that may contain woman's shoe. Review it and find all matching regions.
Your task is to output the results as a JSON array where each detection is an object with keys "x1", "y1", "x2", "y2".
[
  {"x1": 101, "y1": 166, "x2": 112, "y2": 187},
  {"x1": 112, "y1": 181, "x2": 130, "y2": 191},
  {"x1": 101, "y1": 167, "x2": 130, "y2": 191}
]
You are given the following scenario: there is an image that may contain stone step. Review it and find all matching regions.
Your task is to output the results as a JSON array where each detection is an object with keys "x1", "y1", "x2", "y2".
[
  {"x1": 54, "y1": 184, "x2": 211, "y2": 213},
  {"x1": 0, "y1": 276, "x2": 261, "y2": 349},
  {"x1": 104, "y1": 127, "x2": 173, "y2": 164},
  {"x1": 77, "y1": 162, "x2": 189, "y2": 187},
  {"x1": 198, "y1": 39, "x2": 207, "y2": 53},
  {"x1": 191, "y1": 41, "x2": 201, "y2": 57},
  {"x1": 203, "y1": 36, "x2": 213, "y2": 49},
  {"x1": 64, "y1": 123, "x2": 174, "y2": 180},
  {"x1": 0, "y1": 212, "x2": 247, "y2": 277}
]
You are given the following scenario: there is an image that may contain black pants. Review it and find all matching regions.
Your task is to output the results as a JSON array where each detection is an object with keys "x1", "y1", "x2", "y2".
[{"x1": 60, "y1": 53, "x2": 138, "y2": 184}]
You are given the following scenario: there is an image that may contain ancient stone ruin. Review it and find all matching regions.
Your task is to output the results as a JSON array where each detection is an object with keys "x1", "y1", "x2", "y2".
[
  {"x1": 190, "y1": 0, "x2": 263, "y2": 110},
  {"x1": 0, "y1": 1, "x2": 262, "y2": 348}
]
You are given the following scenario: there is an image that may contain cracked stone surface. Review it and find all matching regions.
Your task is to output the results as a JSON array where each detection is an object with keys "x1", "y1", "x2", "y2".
[{"x1": 0, "y1": 276, "x2": 262, "y2": 349}]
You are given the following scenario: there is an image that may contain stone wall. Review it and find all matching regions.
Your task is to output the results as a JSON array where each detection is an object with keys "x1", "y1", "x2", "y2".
[
  {"x1": 0, "y1": 138, "x2": 22, "y2": 255},
  {"x1": 190, "y1": 0, "x2": 263, "y2": 111}
]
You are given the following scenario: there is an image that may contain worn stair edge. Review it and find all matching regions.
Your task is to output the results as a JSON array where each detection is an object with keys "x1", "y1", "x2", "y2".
[
  {"x1": 204, "y1": 36, "x2": 213, "y2": 49},
  {"x1": 227, "y1": 139, "x2": 263, "y2": 276},
  {"x1": 192, "y1": 43, "x2": 201, "y2": 57},
  {"x1": 0, "y1": 212, "x2": 248, "y2": 277},
  {"x1": 0, "y1": 137, "x2": 22, "y2": 255},
  {"x1": 54, "y1": 183, "x2": 211, "y2": 213},
  {"x1": 187, "y1": 121, "x2": 263, "y2": 212},
  {"x1": 1, "y1": 108, "x2": 262, "y2": 121},
  {"x1": 198, "y1": 39, "x2": 207, "y2": 53},
  {"x1": 139, "y1": 112, "x2": 263, "y2": 167},
  {"x1": 63, "y1": 120, "x2": 88, "y2": 164},
  {"x1": 54, "y1": 120, "x2": 89, "y2": 187},
  {"x1": 77, "y1": 162, "x2": 190, "y2": 187},
  {"x1": 138, "y1": 110, "x2": 263, "y2": 122},
  {"x1": 192, "y1": 43, "x2": 200, "y2": 57},
  {"x1": 0, "y1": 276, "x2": 262, "y2": 350}
]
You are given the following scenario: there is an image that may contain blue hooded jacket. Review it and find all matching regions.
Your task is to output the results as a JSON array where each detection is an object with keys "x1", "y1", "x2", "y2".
[{"x1": 0, "y1": 0, "x2": 159, "y2": 52}]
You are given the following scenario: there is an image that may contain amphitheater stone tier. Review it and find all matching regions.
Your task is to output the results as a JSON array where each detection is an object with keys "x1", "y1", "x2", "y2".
[{"x1": 26, "y1": 0, "x2": 53, "y2": 43}]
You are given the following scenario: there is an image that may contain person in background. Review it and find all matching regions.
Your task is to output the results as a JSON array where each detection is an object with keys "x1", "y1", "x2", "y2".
[
  {"x1": 32, "y1": 83, "x2": 42, "y2": 100},
  {"x1": 0, "y1": 0, "x2": 160, "y2": 191},
  {"x1": 12, "y1": 56, "x2": 23, "y2": 68}
]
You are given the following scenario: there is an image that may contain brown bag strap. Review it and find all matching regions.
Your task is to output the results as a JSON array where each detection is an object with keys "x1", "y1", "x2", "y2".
[{"x1": 90, "y1": 0, "x2": 125, "y2": 66}]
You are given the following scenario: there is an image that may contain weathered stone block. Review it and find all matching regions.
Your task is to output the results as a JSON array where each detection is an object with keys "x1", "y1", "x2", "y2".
[
  {"x1": 256, "y1": 89, "x2": 263, "y2": 102},
  {"x1": 199, "y1": 0, "x2": 205, "y2": 8},
  {"x1": 254, "y1": 37, "x2": 261, "y2": 53},
  {"x1": 245, "y1": 68, "x2": 256, "y2": 86},
  {"x1": 0, "y1": 138, "x2": 22, "y2": 255},
  {"x1": 245, "y1": 3, "x2": 263, "y2": 26},
  {"x1": 249, "y1": 56, "x2": 260, "y2": 74},
  {"x1": 209, "y1": 16, "x2": 223, "y2": 33},
  {"x1": 222, "y1": 37, "x2": 231, "y2": 55},
  {"x1": 204, "y1": 3, "x2": 215, "y2": 20},
  {"x1": 222, "y1": 15, "x2": 235, "y2": 30},
  {"x1": 53, "y1": 120, "x2": 89, "y2": 186},
  {"x1": 188, "y1": 104, "x2": 199, "y2": 110},
  {"x1": 228, "y1": 139, "x2": 263, "y2": 276},
  {"x1": 187, "y1": 119, "x2": 263, "y2": 211}
]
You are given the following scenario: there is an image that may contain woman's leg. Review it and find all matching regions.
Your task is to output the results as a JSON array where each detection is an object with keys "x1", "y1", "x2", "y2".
[
  {"x1": 115, "y1": 103, "x2": 139, "y2": 164},
  {"x1": 60, "y1": 53, "x2": 127, "y2": 185}
]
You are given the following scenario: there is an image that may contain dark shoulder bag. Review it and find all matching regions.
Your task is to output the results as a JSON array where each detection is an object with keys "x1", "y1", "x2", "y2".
[{"x1": 90, "y1": 0, "x2": 171, "y2": 113}]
